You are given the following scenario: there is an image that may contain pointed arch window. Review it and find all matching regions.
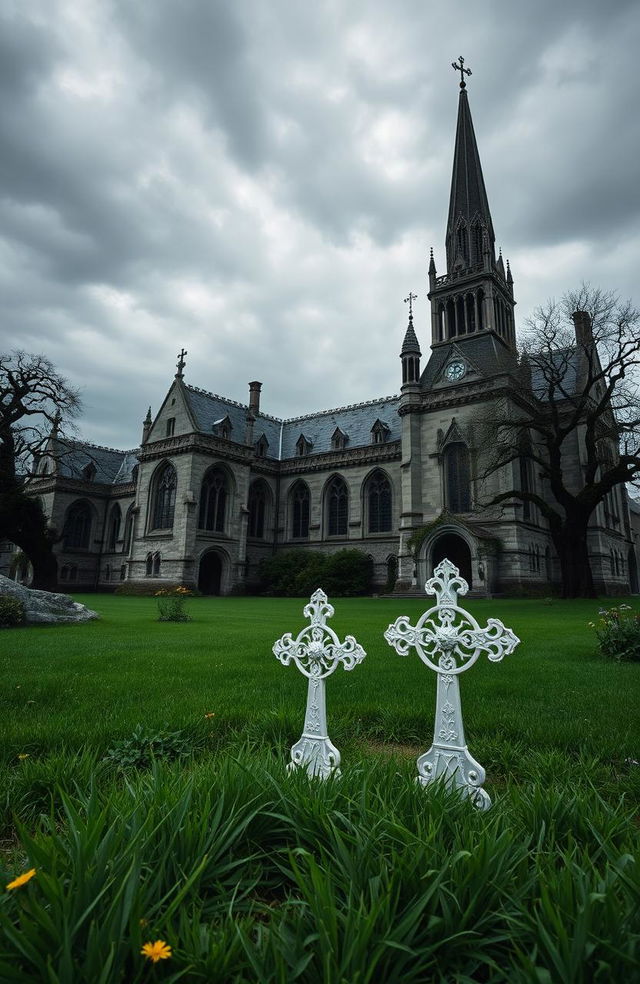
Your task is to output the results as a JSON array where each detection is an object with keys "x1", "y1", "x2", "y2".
[
  {"x1": 291, "y1": 481, "x2": 310, "y2": 540},
  {"x1": 107, "y1": 504, "x2": 121, "y2": 551},
  {"x1": 151, "y1": 462, "x2": 177, "y2": 530},
  {"x1": 443, "y1": 443, "x2": 471, "y2": 513},
  {"x1": 123, "y1": 506, "x2": 134, "y2": 554},
  {"x1": 327, "y1": 476, "x2": 348, "y2": 536},
  {"x1": 199, "y1": 467, "x2": 227, "y2": 532},
  {"x1": 63, "y1": 501, "x2": 92, "y2": 550},
  {"x1": 248, "y1": 480, "x2": 268, "y2": 539},
  {"x1": 153, "y1": 552, "x2": 161, "y2": 577},
  {"x1": 146, "y1": 552, "x2": 153, "y2": 576},
  {"x1": 366, "y1": 470, "x2": 392, "y2": 533}
]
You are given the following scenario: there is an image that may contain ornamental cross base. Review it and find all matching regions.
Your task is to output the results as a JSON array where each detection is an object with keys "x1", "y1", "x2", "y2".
[
  {"x1": 384, "y1": 558, "x2": 519, "y2": 810},
  {"x1": 273, "y1": 589, "x2": 366, "y2": 780}
]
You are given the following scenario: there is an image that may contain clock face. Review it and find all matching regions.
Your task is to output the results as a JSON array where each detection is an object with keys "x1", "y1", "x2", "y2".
[{"x1": 445, "y1": 360, "x2": 465, "y2": 381}]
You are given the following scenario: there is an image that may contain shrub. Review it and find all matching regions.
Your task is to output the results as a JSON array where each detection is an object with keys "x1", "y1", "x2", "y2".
[
  {"x1": 258, "y1": 549, "x2": 372, "y2": 597},
  {"x1": 0, "y1": 595, "x2": 25, "y2": 628},
  {"x1": 591, "y1": 605, "x2": 640, "y2": 662},
  {"x1": 104, "y1": 724, "x2": 194, "y2": 769},
  {"x1": 156, "y1": 585, "x2": 193, "y2": 622}
]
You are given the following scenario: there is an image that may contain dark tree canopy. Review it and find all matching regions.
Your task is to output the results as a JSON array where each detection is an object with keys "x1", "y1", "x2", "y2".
[
  {"x1": 0, "y1": 351, "x2": 81, "y2": 590},
  {"x1": 482, "y1": 286, "x2": 640, "y2": 597}
]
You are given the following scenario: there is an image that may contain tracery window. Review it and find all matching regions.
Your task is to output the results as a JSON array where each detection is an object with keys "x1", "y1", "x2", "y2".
[
  {"x1": 248, "y1": 481, "x2": 268, "y2": 539},
  {"x1": 366, "y1": 470, "x2": 392, "y2": 533},
  {"x1": 198, "y1": 467, "x2": 227, "y2": 532},
  {"x1": 444, "y1": 443, "x2": 471, "y2": 513},
  {"x1": 151, "y1": 463, "x2": 177, "y2": 530},
  {"x1": 327, "y1": 476, "x2": 348, "y2": 537},
  {"x1": 291, "y1": 481, "x2": 310, "y2": 540},
  {"x1": 63, "y1": 501, "x2": 92, "y2": 550}
]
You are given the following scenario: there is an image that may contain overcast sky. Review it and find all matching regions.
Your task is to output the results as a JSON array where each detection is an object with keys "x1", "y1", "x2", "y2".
[{"x1": 2, "y1": 0, "x2": 639, "y2": 450}]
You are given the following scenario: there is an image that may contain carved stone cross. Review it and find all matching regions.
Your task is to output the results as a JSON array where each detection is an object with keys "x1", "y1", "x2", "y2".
[
  {"x1": 384, "y1": 559, "x2": 519, "y2": 809},
  {"x1": 274, "y1": 589, "x2": 366, "y2": 779}
]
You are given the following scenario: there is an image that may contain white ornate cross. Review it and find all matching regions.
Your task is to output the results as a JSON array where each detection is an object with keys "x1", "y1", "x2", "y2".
[
  {"x1": 273, "y1": 589, "x2": 366, "y2": 779},
  {"x1": 384, "y1": 559, "x2": 519, "y2": 809}
]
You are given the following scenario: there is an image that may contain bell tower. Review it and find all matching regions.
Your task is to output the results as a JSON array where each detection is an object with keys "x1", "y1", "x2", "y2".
[{"x1": 428, "y1": 58, "x2": 515, "y2": 350}]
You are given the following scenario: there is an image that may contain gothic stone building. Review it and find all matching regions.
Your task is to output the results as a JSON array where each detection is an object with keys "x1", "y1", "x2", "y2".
[{"x1": 25, "y1": 79, "x2": 639, "y2": 597}]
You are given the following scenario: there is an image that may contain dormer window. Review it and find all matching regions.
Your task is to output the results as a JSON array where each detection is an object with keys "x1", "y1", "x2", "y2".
[
  {"x1": 82, "y1": 463, "x2": 97, "y2": 482},
  {"x1": 166, "y1": 417, "x2": 176, "y2": 437},
  {"x1": 213, "y1": 416, "x2": 232, "y2": 440},
  {"x1": 371, "y1": 420, "x2": 390, "y2": 445},
  {"x1": 255, "y1": 434, "x2": 269, "y2": 458},
  {"x1": 331, "y1": 427, "x2": 348, "y2": 451},
  {"x1": 296, "y1": 434, "x2": 313, "y2": 457}
]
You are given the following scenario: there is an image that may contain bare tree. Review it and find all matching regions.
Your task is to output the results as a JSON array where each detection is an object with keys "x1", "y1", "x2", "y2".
[
  {"x1": 481, "y1": 286, "x2": 640, "y2": 597},
  {"x1": 0, "y1": 352, "x2": 81, "y2": 590}
]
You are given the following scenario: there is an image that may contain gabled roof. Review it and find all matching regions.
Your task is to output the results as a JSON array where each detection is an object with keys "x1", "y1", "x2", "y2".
[
  {"x1": 421, "y1": 333, "x2": 516, "y2": 390},
  {"x1": 183, "y1": 385, "x2": 401, "y2": 460},
  {"x1": 53, "y1": 441, "x2": 139, "y2": 485}
]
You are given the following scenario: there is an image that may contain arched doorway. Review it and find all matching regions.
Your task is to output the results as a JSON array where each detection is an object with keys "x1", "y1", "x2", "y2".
[
  {"x1": 629, "y1": 547, "x2": 639, "y2": 595},
  {"x1": 198, "y1": 551, "x2": 223, "y2": 595},
  {"x1": 431, "y1": 532, "x2": 472, "y2": 587}
]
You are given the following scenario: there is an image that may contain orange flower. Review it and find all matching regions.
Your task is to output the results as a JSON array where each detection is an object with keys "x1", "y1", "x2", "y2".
[
  {"x1": 6, "y1": 868, "x2": 36, "y2": 891},
  {"x1": 141, "y1": 940, "x2": 172, "y2": 963},
  {"x1": 204, "y1": 712, "x2": 215, "y2": 719}
]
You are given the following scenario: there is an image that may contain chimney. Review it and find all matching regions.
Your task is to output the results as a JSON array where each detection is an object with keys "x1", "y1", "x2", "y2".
[
  {"x1": 572, "y1": 310, "x2": 593, "y2": 347},
  {"x1": 248, "y1": 381, "x2": 262, "y2": 415}
]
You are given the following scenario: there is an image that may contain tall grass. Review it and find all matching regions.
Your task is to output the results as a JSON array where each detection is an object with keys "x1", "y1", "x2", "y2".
[
  {"x1": 1, "y1": 595, "x2": 639, "y2": 980},
  {"x1": 1, "y1": 749, "x2": 639, "y2": 982}
]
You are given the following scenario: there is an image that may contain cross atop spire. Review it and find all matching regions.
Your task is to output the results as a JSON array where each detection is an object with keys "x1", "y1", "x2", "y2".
[
  {"x1": 452, "y1": 56, "x2": 472, "y2": 89},
  {"x1": 175, "y1": 348, "x2": 187, "y2": 378},
  {"x1": 404, "y1": 291, "x2": 417, "y2": 320}
]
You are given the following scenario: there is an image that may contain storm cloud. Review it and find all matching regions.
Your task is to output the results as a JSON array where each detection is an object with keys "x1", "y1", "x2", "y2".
[{"x1": 1, "y1": 0, "x2": 639, "y2": 449}]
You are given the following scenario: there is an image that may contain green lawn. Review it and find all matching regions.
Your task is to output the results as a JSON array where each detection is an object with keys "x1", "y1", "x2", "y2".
[
  {"x1": 2, "y1": 594, "x2": 639, "y2": 763},
  {"x1": 1, "y1": 595, "x2": 639, "y2": 982}
]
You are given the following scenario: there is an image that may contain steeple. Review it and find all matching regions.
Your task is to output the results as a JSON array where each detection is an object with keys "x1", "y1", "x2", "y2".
[
  {"x1": 446, "y1": 78, "x2": 495, "y2": 273},
  {"x1": 427, "y1": 59, "x2": 516, "y2": 352},
  {"x1": 400, "y1": 293, "x2": 421, "y2": 386}
]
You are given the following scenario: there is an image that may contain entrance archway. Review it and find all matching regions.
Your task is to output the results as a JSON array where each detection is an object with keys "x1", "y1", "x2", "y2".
[
  {"x1": 431, "y1": 532, "x2": 472, "y2": 587},
  {"x1": 198, "y1": 551, "x2": 223, "y2": 595}
]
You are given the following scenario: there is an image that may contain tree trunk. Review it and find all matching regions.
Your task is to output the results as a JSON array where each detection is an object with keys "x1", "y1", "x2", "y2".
[
  {"x1": 0, "y1": 491, "x2": 59, "y2": 592},
  {"x1": 553, "y1": 523, "x2": 597, "y2": 598}
]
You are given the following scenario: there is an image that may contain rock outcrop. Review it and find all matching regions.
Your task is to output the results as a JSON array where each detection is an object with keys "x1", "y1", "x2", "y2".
[{"x1": 0, "y1": 575, "x2": 100, "y2": 625}]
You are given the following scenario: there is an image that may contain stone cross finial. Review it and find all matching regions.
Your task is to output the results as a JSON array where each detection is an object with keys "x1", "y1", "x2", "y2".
[
  {"x1": 452, "y1": 56, "x2": 472, "y2": 88},
  {"x1": 404, "y1": 291, "x2": 417, "y2": 319},
  {"x1": 274, "y1": 589, "x2": 366, "y2": 779},
  {"x1": 384, "y1": 558, "x2": 519, "y2": 809},
  {"x1": 175, "y1": 348, "x2": 187, "y2": 378}
]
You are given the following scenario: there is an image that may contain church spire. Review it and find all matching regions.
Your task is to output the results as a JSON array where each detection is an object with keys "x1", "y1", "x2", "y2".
[
  {"x1": 446, "y1": 60, "x2": 495, "y2": 273},
  {"x1": 427, "y1": 59, "x2": 516, "y2": 351}
]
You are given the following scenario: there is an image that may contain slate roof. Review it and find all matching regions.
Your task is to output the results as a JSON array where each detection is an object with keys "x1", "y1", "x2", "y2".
[
  {"x1": 184, "y1": 385, "x2": 401, "y2": 460},
  {"x1": 280, "y1": 395, "x2": 401, "y2": 458},
  {"x1": 53, "y1": 440, "x2": 139, "y2": 484},
  {"x1": 530, "y1": 348, "x2": 580, "y2": 400},
  {"x1": 420, "y1": 333, "x2": 517, "y2": 390}
]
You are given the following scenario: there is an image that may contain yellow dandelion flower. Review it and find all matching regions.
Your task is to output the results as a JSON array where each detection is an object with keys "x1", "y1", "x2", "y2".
[
  {"x1": 141, "y1": 940, "x2": 172, "y2": 963},
  {"x1": 6, "y1": 868, "x2": 36, "y2": 891},
  {"x1": 17, "y1": 753, "x2": 29, "y2": 760}
]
